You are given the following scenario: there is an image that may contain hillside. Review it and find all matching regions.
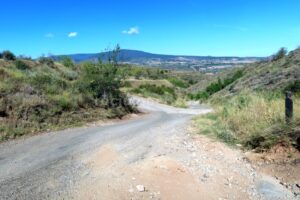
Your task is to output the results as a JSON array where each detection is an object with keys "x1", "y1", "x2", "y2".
[
  {"x1": 0, "y1": 57, "x2": 135, "y2": 141},
  {"x1": 190, "y1": 48, "x2": 300, "y2": 153},
  {"x1": 0, "y1": 52, "x2": 205, "y2": 141},
  {"x1": 189, "y1": 48, "x2": 300, "y2": 97},
  {"x1": 52, "y1": 49, "x2": 263, "y2": 72},
  {"x1": 220, "y1": 48, "x2": 300, "y2": 96}
]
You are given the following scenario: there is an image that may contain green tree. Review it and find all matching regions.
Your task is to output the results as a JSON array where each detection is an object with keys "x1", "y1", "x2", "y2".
[
  {"x1": 272, "y1": 47, "x2": 287, "y2": 61},
  {"x1": 78, "y1": 62, "x2": 121, "y2": 105},
  {"x1": 2, "y1": 50, "x2": 16, "y2": 61},
  {"x1": 60, "y1": 56, "x2": 75, "y2": 68},
  {"x1": 105, "y1": 44, "x2": 121, "y2": 66},
  {"x1": 111, "y1": 44, "x2": 121, "y2": 65}
]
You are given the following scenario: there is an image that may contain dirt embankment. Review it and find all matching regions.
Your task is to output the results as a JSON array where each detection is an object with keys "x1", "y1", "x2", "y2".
[{"x1": 245, "y1": 144, "x2": 300, "y2": 196}]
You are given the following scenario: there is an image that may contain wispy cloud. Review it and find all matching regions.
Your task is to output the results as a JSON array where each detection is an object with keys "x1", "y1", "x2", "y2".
[
  {"x1": 68, "y1": 32, "x2": 78, "y2": 38},
  {"x1": 122, "y1": 27, "x2": 139, "y2": 35},
  {"x1": 214, "y1": 24, "x2": 248, "y2": 32},
  {"x1": 45, "y1": 33, "x2": 54, "y2": 38}
]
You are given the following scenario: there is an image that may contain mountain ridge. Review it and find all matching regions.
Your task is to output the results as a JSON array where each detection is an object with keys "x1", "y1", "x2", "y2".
[{"x1": 52, "y1": 49, "x2": 264, "y2": 71}]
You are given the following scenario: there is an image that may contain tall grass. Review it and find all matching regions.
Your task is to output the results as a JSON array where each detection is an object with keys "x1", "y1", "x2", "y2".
[{"x1": 194, "y1": 91, "x2": 300, "y2": 150}]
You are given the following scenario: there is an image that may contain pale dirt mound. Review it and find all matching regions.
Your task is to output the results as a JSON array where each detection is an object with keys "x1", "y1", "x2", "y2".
[
  {"x1": 88, "y1": 144, "x2": 120, "y2": 168},
  {"x1": 72, "y1": 147, "x2": 209, "y2": 200},
  {"x1": 69, "y1": 135, "x2": 258, "y2": 200},
  {"x1": 132, "y1": 157, "x2": 213, "y2": 200}
]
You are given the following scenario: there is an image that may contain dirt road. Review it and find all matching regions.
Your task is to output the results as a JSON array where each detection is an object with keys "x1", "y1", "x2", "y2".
[{"x1": 0, "y1": 97, "x2": 296, "y2": 200}]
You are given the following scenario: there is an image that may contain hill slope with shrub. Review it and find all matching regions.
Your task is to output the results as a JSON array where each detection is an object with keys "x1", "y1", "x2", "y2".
[
  {"x1": 191, "y1": 48, "x2": 300, "y2": 151},
  {"x1": 0, "y1": 57, "x2": 135, "y2": 141},
  {"x1": 189, "y1": 48, "x2": 300, "y2": 100},
  {"x1": 220, "y1": 48, "x2": 300, "y2": 96}
]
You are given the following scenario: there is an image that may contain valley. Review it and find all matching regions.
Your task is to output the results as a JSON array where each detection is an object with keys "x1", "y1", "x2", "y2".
[{"x1": 52, "y1": 49, "x2": 263, "y2": 72}]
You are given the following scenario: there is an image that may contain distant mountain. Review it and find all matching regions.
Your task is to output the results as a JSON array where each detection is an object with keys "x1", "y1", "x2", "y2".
[{"x1": 52, "y1": 49, "x2": 264, "y2": 72}]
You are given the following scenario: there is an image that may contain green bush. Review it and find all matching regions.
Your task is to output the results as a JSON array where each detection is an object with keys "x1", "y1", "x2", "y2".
[
  {"x1": 15, "y1": 60, "x2": 30, "y2": 70},
  {"x1": 50, "y1": 93, "x2": 75, "y2": 111},
  {"x1": 190, "y1": 70, "x2": 244, "y2": 100},
  {"x1": 39, "y1": 57, "x2": 55, "y2": 68},
  {"x1": 60, "y1": 56, "x2": 75, "y2": 68},
  {"x1": 2, "y1": 50, "x2": 16, "y2": 61},
  {"x1": 31, "y1": 73, "x2": 67, "y2": 94},
  {"x1": 77, "y1": 62, "x2": 133, "y2": 112},
  {"x1": 133, "y1": 84, "x2": 175, "y2": 96},
  {"x1": 244, "y1": 134, "x2": 277, "y2": 150},
  {"x1": 272, "y1": 47, "x2": 287, "y2": 61},
  {"x1": 188, "y1": 79, "x2": 197, "y2": 85},
  {"x1": 78, "y1": 63, "x2": 120, "y2": 99},
  {"x1": 131, "y1": 84, "x2": 177, "y2": 105},
  {"x1": 285, "y1": 81, "x2": 300, "y2": 95},
  {"x1": 206, "y1": 70, "x2": 243, "y2": 95},
  {"x1": 188, "y1": 92, "x2": 209, "y2": 101},
  {"x1": 168, "y1": 77, "x2": 189, "y2": 88}
]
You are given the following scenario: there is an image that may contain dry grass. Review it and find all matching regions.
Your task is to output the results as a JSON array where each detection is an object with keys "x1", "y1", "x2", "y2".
[
  {"x1": 193, "y1": 91, "x2": 300, "y2": 150},
  {"x1": 127, "y1": 79, "x2": 173, "y2": 88}
]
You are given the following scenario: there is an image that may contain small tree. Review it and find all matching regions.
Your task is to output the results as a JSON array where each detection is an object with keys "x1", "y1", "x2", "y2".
[
  {"x1": 111, "y1": 44, "x2": 121, "y2": 65},
  {"x1": 105, "y1": 44, "x2": 121, "y2": 66},
  {"x1": 60, "y1": 56, "x2": 75, "y2": 68},
  {"x1": 272, "y1": 47, "x2": 287, "y2": 61},
  {"x1": 2, "y1": 50, "x2": 16, "y2": 61}
]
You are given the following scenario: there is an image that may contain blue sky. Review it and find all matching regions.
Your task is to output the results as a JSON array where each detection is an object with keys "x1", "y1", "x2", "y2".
[{"x1": 0, "y1": 0, "x2": 300, "y2": 57}]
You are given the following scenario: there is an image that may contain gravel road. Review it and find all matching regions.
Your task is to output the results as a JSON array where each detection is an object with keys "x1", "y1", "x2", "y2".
[{"x1": 0, "y1": 97, "x2": 296, "y2": 200}]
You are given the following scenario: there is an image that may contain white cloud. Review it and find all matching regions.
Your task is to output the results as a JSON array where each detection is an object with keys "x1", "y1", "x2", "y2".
[
  {"x1": 122, "y1": 27, "x2": 139, "y2": 35},
  {"x1": 68, "y1": 32, "x2": 78, "y2": 38},
  {"x1": 45, "y1": 33, "x2": 54, "y2": 38}
]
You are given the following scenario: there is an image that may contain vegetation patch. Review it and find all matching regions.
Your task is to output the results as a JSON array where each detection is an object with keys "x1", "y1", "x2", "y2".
[
  {"x1": 0, "y1": 54, "x2": 136, "y2": 141},
  {"x1": 2, "y1": 50, "x2": 16, "y2": 61},
  {"x1": 189, "y1": 70, "x2": 243, "y2": 100},
  {"x1": 285, "y1": 81, "x2": 300, "y2": 96},
  {"x1": 167, "y1": 77, "x2": 190, "y2": 88},
  {"x1": 194, "y1": 91, "x2": 300, "y2": 151},
  {"x1": 131, "y1": 84, "x2": 177, "y2": 105}
]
